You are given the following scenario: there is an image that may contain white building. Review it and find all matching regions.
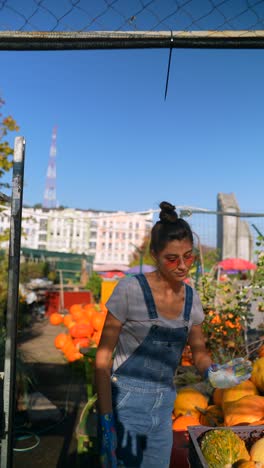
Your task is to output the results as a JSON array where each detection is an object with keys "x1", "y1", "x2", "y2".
[{"x1": 1, "y1": 206, "x2": 153, "y2": 270}]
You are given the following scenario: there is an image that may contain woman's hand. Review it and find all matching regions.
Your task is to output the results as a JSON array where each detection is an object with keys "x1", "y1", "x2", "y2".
[
  {"x1": 206, "y1": 357, "x2": 252, "y2": 388},
  {"x1": 100, "y1": 413, "x2": 118, "y2": 468}
]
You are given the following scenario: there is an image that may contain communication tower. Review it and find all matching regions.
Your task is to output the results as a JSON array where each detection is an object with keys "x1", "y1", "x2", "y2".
[{"x1": 43, "y1": 126, "x2": 57, "y2": 209}]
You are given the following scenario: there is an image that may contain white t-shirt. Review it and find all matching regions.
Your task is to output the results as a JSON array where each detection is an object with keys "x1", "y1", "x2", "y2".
[{"x1": 106, "y1": 276, "x2": 205, "y2": 372}]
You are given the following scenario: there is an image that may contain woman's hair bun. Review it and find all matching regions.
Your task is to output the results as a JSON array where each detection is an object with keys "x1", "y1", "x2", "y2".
[{"x1": 159, "y1": 201, "x2": 178, "y2": 224}]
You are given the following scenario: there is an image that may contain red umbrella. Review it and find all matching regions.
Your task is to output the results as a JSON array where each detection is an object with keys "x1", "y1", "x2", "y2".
[{"x1": 218, "y1": 258, "x2": 257, "y2": 271}]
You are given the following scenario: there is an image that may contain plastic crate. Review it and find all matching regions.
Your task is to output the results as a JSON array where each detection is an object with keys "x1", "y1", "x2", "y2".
[{"x1": 188, "y1": 425, "x2": 264, "y2": 468}]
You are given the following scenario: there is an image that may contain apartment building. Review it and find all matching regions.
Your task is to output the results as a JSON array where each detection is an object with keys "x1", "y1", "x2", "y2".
[
  {"x1": 0, "y1": 206, "x2": 153, "y2": 270},
  {"x1": 95, "y1": 212, "x2": 153, "y2": 269}
]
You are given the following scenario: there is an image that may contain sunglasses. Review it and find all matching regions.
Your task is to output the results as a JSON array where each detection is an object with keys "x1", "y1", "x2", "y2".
[{"x1": 163, "y1": 253, "x2": 196, "y2": 269}]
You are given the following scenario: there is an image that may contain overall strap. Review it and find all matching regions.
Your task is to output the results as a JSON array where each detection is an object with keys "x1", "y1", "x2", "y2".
[
  {"x1": 183, "y1": 284, "x2": 193, "y2": 322},
  {"x1": 134, "y1": 274, "x2": 158, "y2": 319}
]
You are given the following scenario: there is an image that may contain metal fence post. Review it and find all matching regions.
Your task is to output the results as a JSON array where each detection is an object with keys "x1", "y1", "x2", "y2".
[{"x1": 1, "y1": 137, "x2": 25, "y2": 468}]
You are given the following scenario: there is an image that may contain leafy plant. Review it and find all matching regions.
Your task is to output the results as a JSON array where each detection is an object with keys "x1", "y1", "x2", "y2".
[
  {"x1": 19, "y1": 261, "x2": 49, "y2": 284},
  {"x1": 129, "y1": 235, "x2": 155, "y2": 267},
  {"x1": 0, "y1": 97, "x2": 19, "y2": 178},
  {"x1": 252, "y1": 235, "x2": 264, "y2": 317},
  {"x1": 86, "y1": 271, "x2": 102, "y2": 302},
  {"x1": 197, "y1": 272, "x2": 253, "y2": 363}
]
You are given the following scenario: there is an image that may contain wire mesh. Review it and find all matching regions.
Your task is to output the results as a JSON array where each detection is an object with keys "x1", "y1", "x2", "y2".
[
  {"x1": 180, "y1": 208, "x2": 264, "y2": 263},
  {"x1": 1, "y1": 0, "x2": 264, "y2": 34}
]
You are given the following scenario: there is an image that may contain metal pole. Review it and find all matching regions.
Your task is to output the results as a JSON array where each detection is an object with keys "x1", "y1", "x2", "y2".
[
  {"x1": 59, "y1": 269, "x2": 64, "y2": 313},
  {"x1": 2, "y1": 30, "x2": 264, "y2": 51},
  {"x1": 1, "y1": 137, "x2": 25, "y2": 468},
  {"x1": 192, "y1": 231, "x2": 204, "y2": 275},
  {"x1": 252, "y1": 223, "x2": 264, "y2": 238}
]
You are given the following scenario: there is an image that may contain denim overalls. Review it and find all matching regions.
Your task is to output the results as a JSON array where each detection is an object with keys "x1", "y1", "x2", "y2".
[{"x1": 111, "y1": 274, "x2": 193, "y2": 467}]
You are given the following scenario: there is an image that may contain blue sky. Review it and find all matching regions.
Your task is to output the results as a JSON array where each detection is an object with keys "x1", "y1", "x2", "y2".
[{"x1": 1, "y1": 45, "x2": 263, "y2": 217}]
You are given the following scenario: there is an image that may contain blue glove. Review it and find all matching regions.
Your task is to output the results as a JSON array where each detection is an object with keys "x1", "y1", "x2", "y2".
[
  {"x1": 205, "y1": 357, "x2": 252, "y2": 389},
  {"x1": 100, "y1": 413, "x2": 117, "y2": 468}
]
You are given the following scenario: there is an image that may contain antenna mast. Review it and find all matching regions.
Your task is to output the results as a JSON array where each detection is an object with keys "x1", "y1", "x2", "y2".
[{"x1": 43, "y1": 126, "x2": 57, "y2": 208}]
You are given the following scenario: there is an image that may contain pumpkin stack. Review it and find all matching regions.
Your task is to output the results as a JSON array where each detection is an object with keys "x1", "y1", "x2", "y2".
[
  {"x1": 49, "y1": 302, "x2": 107, "y2": 362},
  {"x1": 172, "y1": 387, "x2": 208, "y2": 431},
  {"x1": 172, "y1": 357, "x2": 264, "y2": 430}
]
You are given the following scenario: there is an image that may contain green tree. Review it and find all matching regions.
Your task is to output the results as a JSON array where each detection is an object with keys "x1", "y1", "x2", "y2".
[
  {"x1": 202, "y1": 247, "x2": 220, "y2": 272},
  {"x1": 252, "y1": 235, "x2": 264, "y2": 315},
  {"x1": 0, "y1": 251, "x2": 8, "y2": 326},
  {"x1": 129, "y1": 236, "x2": 155, "y2": 267},
  {"x1": 0, "y1": 97, "x2": 19, "y2": 323},
  {"x1": 86, "y1": 271, "x2": 102, "y2": 302},
  {"x1": 0, "y1": 97, "x2": 19, "y2": 178},
  {"x1": 19, "y1": 261, "x2": 49, "y2": 284}
]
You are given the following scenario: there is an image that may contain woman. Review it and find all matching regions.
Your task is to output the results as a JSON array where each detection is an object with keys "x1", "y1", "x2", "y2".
[{"x1": 95, "y1": 201, "x2": 252, "y2": 468}]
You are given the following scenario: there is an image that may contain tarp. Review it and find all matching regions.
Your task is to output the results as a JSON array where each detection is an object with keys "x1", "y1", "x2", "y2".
[{"x1": 218, "y1": 258, "x2": 257, "y2": 271}]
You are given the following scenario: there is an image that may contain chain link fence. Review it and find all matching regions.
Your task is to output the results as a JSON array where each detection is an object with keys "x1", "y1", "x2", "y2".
[
  {"x1": 1, "y1": 1, "x2": 264, "y2": 50},
  {"x1": 0, "y1": 0, "x2": 264, "y2": 33},
  {"x1": 180, "y1": 208, "x2": 264, "y2": 257}
]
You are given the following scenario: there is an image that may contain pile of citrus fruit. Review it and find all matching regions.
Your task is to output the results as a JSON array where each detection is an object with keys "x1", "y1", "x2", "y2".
[{"x1": 49, "y1": 303, "x2": 107, "y2": 362}]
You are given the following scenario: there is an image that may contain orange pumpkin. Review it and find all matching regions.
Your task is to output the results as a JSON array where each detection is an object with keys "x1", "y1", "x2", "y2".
[
  {"x1": 61, "y1": 335, "x2": 74, "y2": 351},
  {"x1": 251, "y1": 357, "x2": 264, "y2": 392},
  {"x1": 73, "y1": 337, "x2": 90, "y2": 350},
  {"x1": 69, "y1": 304, "x2": 83, "y2": 314},
  {"x1": 212, "y1": 388, "x2": 224, "y2": 406},
  {"x1": 199, "y1": 405, "x2": 224, "y2": 427},
  {"x1": 172, "y1": 415, "x2": 200, "y2": 431},
  {"x1": 70, "y1": 307, "x2": 85, "y2": 322},
  {"x1": 91, "y1": 312, "x2": 105, "y2": 331},
  {"x1": 223, "y1": 394, "x2": 264, "y2": 426},
  {"x1": 66, "y1": 350, "x2": 83, "y2": 362},
  {"x1": 63, "y1": 314, "x2": 75, "y2": 328},
  {"x1": 221, "y1": 380, "x2": 258, "y2": 407},
  {"x1": 49, "y1": 312, "x2": 63, "y2": 325},
  {"x1": 54, "y1": 333, "x2": 68, "y2": 349},
  {"x1": 83, "y1": 305, "x2": 96, "y2": 321},
  {"x1": 70, "y1": 322, "x2": 94, "y2": 339},
  {"x1": 173, "y1": 387, "x2": 208, "y2": 418}
]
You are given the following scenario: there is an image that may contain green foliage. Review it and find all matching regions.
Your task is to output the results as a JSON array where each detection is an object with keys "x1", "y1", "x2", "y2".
[
  {"x1": 86, "y1": 271, "x2": 102, "y2": 301},
  {"x1": 196, "y1": 235, "x2": 264, "y2": 362},
  {"x1": 0, "y1": 97, "x2": 19, "y2": 178},
  {"x1": 129, "y1": 236, "x2": 155, "y2": 267},
  {"x1": 252, "y1": 234, "x2": 264, "y2": 316},
  {"x1": 197, "y1": 272, "x2": 253, "y2": 363},
  {"x1": 0, "y1": 250, "x2": 8, "y2": 326},
  {"x1": 253, "y1": 235, "x2": 264, "y2": 288},
  {"x1": 19, "y1": 261, "x2": 49, "y2": 284},
  {"x1": 202, "y1": 248, "x2": 220, "y2": 272}
]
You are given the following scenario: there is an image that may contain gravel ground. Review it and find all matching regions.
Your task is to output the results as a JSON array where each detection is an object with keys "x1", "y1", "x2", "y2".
[{"x1": 11, "y1": 320, "x2": 99, "y2": 468}]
